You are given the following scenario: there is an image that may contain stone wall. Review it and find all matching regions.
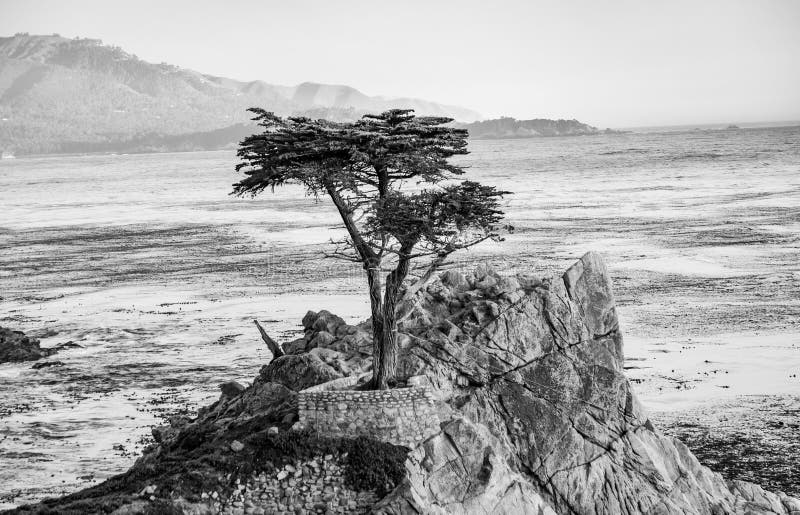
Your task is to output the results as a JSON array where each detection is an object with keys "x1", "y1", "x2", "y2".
[
  {"x1": 296, "y1": 383, "x2": 441, "y2": 448},
  {"x1": 217, "y1": 455, "x2": 377, "y2": 515}
]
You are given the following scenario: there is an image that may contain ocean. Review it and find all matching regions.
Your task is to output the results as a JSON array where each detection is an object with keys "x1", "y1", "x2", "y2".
[{"x1": 1, "y1": 126, "x2": 799, "y2": 507}]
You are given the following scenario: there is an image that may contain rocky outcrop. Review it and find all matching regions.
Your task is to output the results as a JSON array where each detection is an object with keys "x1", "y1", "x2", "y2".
[
  {"x1": 373, "y1": 417, "x2": 555, "y2": 514},
  {"x1": 258, "y1": 353, "x2": 343, "y2": 391},
  {"x1": 9, "y1": 253, "x2": 798, "y2": 514},
  {"x1": 0, "y1": 326, "x2": 52, "y2": 363},
  {"x1": 454, "y1": 117, "x2": 602, "y2": 139},
  {"x1": 375, "y1": 252, "x2": 798, "y2": 514}
]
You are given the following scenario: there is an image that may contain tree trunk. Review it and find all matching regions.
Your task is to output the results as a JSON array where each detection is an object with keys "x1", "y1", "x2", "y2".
[
  {"x1": 399, "y1": 252, "x2": 449, "y2": 307},
  {"x1": 373, "y1": 252, "x2": 411, "y2": 389},
  {"x1": 366, "y1": 265, "x2": 387, "y2": 388}
]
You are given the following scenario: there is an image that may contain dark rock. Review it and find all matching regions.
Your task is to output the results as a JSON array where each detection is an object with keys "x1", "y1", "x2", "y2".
[
  {"x1": 283, "y1": 337, "x2": 309, "y2": 355},
  {"x1": 302, "y1": 310, "x2": 318, "y2": 330},
  {"x1": 150, "y1": 425, "x2": 171, "y2": 444},
  {"x1": 259, "y1": 353, "x2": 342, "y2": 391},
  {"x1": 309, "y1": 347, "x2": 353, "y2": 375},
  {"x1": 334, "y1": 324, "x2": 352, "y2": 337},
  {"x1": 31, "y1": 360, "x2": 64, "y2": 369},
  {"x1": 53, "y1": 340, "x2": 83, "y2": 350},
  {"x1": 334, "y1": 329, "x2": 373, "y2": 355},
  {"x1": 0, "y1": 326, "x2": 53, "y2": 363},
  {"x1": 198, "y1": 381, "x2": 297, "y2": 428},
  {"x1": 151, "y1": 416, "x2": 191, "y2": 444},
  {"x1": 218, "y1": 380, "x2": 246, "y2": 398},
  {"x1": 310, "y1": 310, "x2": 346, "y2": 335},
  {"x1": 308, "y1": 330, "x2": 336, "y2": 349}
]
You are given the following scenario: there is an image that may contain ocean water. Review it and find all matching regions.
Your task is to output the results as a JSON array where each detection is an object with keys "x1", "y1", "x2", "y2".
[{"x1": 1, "y1": 126, "x2": 799, "y2": 507}]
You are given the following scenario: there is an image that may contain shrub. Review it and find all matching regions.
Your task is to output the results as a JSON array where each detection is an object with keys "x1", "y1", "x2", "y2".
[
  {"x1": 343, "y1": 436, "x2": 409, "y2": 496},
  {"x1": 243, "y1": 429, "x2": 409, "y2": 496}
]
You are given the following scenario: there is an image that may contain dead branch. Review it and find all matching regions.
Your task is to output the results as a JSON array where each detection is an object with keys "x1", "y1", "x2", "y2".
[{"x1": 253, "y1": 319, "x2": 284, "y2": 359}]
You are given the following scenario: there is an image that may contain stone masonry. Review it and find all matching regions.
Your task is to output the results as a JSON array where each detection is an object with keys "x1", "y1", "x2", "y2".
[
  {"x1": 296, "y1": 382, "x2": 441, "y2": 448},
  {"x1": 215, "y1": 454, "x2": 377, "y2": 515}
]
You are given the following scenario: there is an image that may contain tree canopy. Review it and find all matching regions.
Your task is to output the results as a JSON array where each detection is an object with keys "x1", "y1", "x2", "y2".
[{"x1": 235, "y1": 108, "x2": 508, "y2": 389}]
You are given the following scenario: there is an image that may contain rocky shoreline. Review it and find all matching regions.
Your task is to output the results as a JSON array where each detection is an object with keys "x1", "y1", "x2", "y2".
[
  {"x1": 4, "y1": 253, "x2": 799, "y2": 514},
  {"x1": 0, "y1": 327, "x2": 55, "y2": 364},
  {"x1": 655, "y1": 396, "x2": 800, "y2": 498},
  {"x1": 0, "y1": 326, "x2": 82, "y2": 367}
]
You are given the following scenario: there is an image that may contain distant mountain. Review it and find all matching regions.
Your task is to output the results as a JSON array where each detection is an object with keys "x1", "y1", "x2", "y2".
[
  {"x1": 0, "y1": 34, "x2": 480, "y2": 155},
  {"x1": 454, "y1": 117, "x2": 604, "y2": 139}
]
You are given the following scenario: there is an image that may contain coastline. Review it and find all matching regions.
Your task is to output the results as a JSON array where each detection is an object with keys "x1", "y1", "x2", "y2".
[
  {"x1": 2, "y1": 129, "x2": 799, "y2": 508},
  {"x1": 654, "y1": 395, "x2": 800, "y2": 497},
  {"x1": 2, "y1": 122, "x2": 798, "y2": 161}
]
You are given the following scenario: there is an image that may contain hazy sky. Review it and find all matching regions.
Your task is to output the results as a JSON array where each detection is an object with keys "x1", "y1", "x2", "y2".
[{"x1": 1, "y1": 0, "x2": 799, "y2": 127}]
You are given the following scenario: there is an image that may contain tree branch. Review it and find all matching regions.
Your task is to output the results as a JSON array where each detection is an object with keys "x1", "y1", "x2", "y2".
[
  {"x1": 324, "y1": 181, "x2": 376, "y2": 265},
  {"x1": 254, "y1": 319, "x2": 284, "y2": 360}
]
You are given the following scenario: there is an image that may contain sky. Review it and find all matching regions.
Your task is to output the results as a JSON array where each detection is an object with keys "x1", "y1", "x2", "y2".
[{"x1": 1, "y1": 0, "x2": 799, "y2": 127}]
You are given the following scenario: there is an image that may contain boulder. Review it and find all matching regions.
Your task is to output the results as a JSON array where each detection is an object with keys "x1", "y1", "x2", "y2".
[
  {"x1": 308, "y1": 309, "x2": 346, "y2": 335},
  {"x1": 301, "y1": 310, "x2": 318, "y2": 330},
  {"x1": 205, "y1": 380, "x2": 297, "y2": 424},
  {"x1": 0, "y1": 326, "x2": 53, "y2": 363},
  {"x1": 258, "y1": 353, "x2": 342, "y2": 391},
  {"x1": 308, "y1": 330, "x2": 336, "y2": 349},
  {"x1": 218, "y1": 380, "x2": 245, "y2": 398},
  {"x1": 151, "y1": 415, "x2": 191, "y2": 444},
  {"x1": 309, "y1": 347, "x2": 352, "y2": 375},
  {"x1": 440, "y1": 269, "x2": 470, "y2": 291},
  {"x1": 283, "y1": 337, "x2": 309, "y2": 355},
  {"x1": 332, "y1": 329, "x2": 373, "y2": 355}
]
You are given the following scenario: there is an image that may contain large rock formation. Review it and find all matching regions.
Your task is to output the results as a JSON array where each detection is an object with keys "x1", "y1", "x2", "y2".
[
  {"x1": 374, "y1": 253, "x2": 799, "y2": 514},
  {"x1": 9, "y1": 253, "x2": 799, "y2": 514}
]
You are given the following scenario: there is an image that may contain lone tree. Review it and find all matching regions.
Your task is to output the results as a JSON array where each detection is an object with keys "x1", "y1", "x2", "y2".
[{"x1": 234, "y1": 108, "x2": 508, "y2": 389}]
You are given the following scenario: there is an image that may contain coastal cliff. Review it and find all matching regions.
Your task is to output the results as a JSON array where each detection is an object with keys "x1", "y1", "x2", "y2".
[{"x1": 8, "y1": 253, "x2": 799, "y2": 514}]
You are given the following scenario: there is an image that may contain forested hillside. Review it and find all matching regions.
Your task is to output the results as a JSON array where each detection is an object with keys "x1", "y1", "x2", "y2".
[
  {"x1": 454, "y1": 116, "x2": 603, "y2": 138},
  {"x1": 0, "y1": 34, "x2": 479, "y2": 155},
  {"x1": 0, "y1": 34, "x2": 610, "y2": 155}
]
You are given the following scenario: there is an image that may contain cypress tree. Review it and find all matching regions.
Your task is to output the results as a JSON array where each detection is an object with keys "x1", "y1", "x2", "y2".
[{"x1": 234, "y1": 108, "x2": 508, "y2": 389}]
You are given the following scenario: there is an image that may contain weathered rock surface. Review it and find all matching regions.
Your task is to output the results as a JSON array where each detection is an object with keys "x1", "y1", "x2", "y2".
[
  {"x1": 373, "y1": 417, "x2": 555, "y2": 514},
  {"x1": 257, "y1": 352, "x2": 342, "y2": 391},
  {"x1": 376, "y1": 252, "x2": 799, "y2": 514},
  {"x1": 9, "y1": 253, "x2": 798, "y2": 514},
  {"x1": 0, "y1": 326, "x2": 53, "y2": 363},
  {"x1": 218, "y1": 380, "x2": 246, "y2": 398}
]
